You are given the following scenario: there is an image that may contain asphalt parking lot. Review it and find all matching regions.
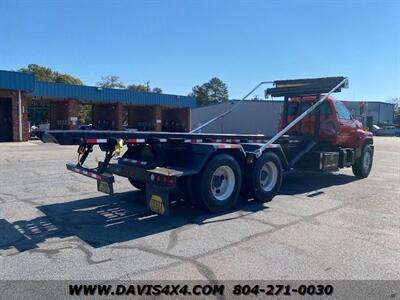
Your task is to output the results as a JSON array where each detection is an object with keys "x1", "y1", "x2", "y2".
[{"x1": 0, "y1": 137, "x2": 399, "y2": 280}]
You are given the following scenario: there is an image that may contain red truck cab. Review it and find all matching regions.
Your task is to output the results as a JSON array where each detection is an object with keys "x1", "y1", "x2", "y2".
[
  {"x1": 277, "y1": 94, "x2": 374, "y2": 178},
  {"x1": 281, "y1": 95, "x2": 373, "y2": 149}
]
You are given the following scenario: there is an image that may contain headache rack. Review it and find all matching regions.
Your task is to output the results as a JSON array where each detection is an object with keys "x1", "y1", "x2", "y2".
[{"x1": 265, "y1": 76, "x2": 348, "y2": 97}]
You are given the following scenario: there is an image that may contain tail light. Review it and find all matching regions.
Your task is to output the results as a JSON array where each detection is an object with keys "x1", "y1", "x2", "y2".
[{"x1": 151, "y1": 174, "x2": 176, "y2": 186}]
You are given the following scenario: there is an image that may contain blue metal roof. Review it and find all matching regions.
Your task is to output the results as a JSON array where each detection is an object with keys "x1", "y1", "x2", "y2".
[
  {"x1": 0, "y1": 70, "x2": 197, "y2": 108},
  {"x1": 33, "y1": 81, "x2": 197, "y2": 108},
  {"x1": 0, "y1": 70, "x2": 35, "y2": 91}
]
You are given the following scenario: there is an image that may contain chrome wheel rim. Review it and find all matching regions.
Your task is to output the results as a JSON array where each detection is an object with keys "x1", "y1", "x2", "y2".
[
  {"x1": 260, "y1": 161, "x2": 278, "y2": 192},
  {"x1": 211, "y1": 166, "x2": 235, "y2": 201}
]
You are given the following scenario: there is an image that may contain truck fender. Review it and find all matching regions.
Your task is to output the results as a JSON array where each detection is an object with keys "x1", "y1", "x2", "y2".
[
  {"x1": 355, "y1": 130, "x2": 373, "y2": 157},
  {"x1": 184, "y1": 143, "x2": 246, "y2": 174}
]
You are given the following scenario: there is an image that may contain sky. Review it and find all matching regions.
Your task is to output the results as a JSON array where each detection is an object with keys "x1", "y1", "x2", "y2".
[{"x1": 0, "y1": 0, "x2": 399, "y2": 101}]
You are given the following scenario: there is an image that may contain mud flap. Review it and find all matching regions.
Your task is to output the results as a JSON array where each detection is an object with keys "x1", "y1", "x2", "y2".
[
  {"x1": 97, "y1": 180, "x2": 114, "y2": 195},
  {"x1": 146, "y1": 184, "x2": 170, "y2": 216}
]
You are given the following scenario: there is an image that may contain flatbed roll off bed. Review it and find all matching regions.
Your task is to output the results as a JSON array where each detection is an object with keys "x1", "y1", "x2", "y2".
[{"x1": 37, "y1": 77, "x2": 374, "y2": 216}]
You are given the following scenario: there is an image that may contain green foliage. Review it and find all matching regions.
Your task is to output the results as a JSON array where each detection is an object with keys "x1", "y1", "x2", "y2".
[
  {"x1": 151, "y1": 87, "x2": 163, "y2": 94},
  {"x1": 19, "y1": 64, "x2": 83, "y2": 126},
  {"x1": 126, "y1": 84, "x2": 148, "y2": 92},
  {"x1": 19, "y1": 64, "x2": 83, "y2": 85},
  {"x1": 97, "y1": 75, "x2": 125, "y2": 89},
  {"x1": 19, "y1": 64, "x2": 53, "y2": 82},
  {"x1": 54, "y1": 74, "x2": 82, "y2": 85},
  {"x1": 78, "y1": 104, "x2": 92, "y2": 125},
  {"x1": 28, "y1": 99, "x2": 49, "y2": 126},
  {"x1": 126, "y1": 84, "x2": 163, "y2": 93},
  {"x1": 191, "y1": 77, "x2": 229, "y2": 106}
]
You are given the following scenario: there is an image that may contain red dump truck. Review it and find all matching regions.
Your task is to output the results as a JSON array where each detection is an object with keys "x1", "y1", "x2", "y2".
[{"x1": 37, "y1": 77, "x2": 373, "y2": 216}]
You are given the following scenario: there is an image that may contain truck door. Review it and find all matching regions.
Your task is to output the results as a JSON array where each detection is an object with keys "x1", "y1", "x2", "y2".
[
  {"x1": 335, "y1": 100, "x2": 356, "y2": 146},
  {"x1": 284, "y1": 100, "x2": 333, "y2": 138}
]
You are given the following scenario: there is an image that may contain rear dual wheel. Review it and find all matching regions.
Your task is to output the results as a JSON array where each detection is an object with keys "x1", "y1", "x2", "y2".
[
  {"x1": 192, "y1": 154, "x2": 242, "y2": 213},
  {"x1": 242, "y1": 152, "x2": 283, "y2": 203},
  {"x1": 251, "y1": 152, "x2": 283, "y2": 202},
  {"x1": 192, "y1": 152, "x2": 283, "y2": 213}
]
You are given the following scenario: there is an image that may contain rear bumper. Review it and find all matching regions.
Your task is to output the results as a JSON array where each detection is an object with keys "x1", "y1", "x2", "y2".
[
  {"x1": 66, "y1": 160, "x2": 181, "y2": 190},
  {"x1": 66, "y1": 161, "x2": 179, "y2": 216},
  {"x1": 66, "y1": 163, "x2": 116, "y2": 195},
  {"x1": 66, "y1": 163, "x2": 114, "y2": 183}
]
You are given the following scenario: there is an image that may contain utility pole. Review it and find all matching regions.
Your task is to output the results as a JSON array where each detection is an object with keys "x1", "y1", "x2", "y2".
[{"x1": 145, "y1": 81, "x2": 150, "y2": 92}]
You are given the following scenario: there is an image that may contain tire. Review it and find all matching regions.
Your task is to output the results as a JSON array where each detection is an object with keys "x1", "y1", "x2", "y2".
[
  {"x1": 352, "y1": 145, "x2": 373, "y2": 178},
  {"x1": 193, "y1": 154, "x2": 242, "y2": 213},
  {"x1": 128, "y1": 178, "x2": 146, "y2": 191},
  {"x1": 251, "y1": 152, "x2": 283, "y2": 202}
]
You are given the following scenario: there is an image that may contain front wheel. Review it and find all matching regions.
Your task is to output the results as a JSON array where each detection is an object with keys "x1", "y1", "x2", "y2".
[
  {"x1": 193, "y1": 154, "x2": 242, "y2": 213},
  {"x1": 352, "y1": 145, "x2": 373, "y2": 178},
  {"x1": 251, "y1": 152, "x2": 283, "y2": 202}
]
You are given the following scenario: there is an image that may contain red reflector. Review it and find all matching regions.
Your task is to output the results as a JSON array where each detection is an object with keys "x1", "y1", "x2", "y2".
[{"x1": 86, "y1": 138, "x2": 97, "y2": 144}]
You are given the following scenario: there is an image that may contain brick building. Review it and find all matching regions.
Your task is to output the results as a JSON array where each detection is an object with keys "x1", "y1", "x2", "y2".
[{"x1": 0, "y1": 70, "x2": 196, "y2": 142}]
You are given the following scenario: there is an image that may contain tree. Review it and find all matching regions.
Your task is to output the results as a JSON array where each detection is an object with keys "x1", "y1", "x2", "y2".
[
  {"x1": 190, "y1": 77, "x2": 229, "y2": 106},
  {"x1": 126, "y1": 84, "x2": 162, "y2": 93},
  {"x1": 126, "y1": 84, "x2": 148, "y2": 92},
  {"x1": 19, "y1": 64, "x2": 53, "y2": 82},
  {"x1": 387, "y1": 97, "x2": 400, "y2": 124},
  {"x1": 19, "y1": 64, "x2": 84, "y2": 125},
  {"x1": 19, "y1": 64, "x2": 83, "y2": 85},
  {"x1": 97, "y1": 75, "x2": 125, "y2": 89},
  {"x1": 387, "y1": 97, "x2": 399, "y2": 108},
  {"x1": 78, "y1": 105, "x2": 92, "y2": 125},
  {"x1": 152, "y1": 87, "x2": 163, "y2": 94},
  {"x1": 54, "y1": 73, "x2": 83, "y2": 85},
  {"x1": 190, "y1": 85, "x2": 209, "y2": 105}
]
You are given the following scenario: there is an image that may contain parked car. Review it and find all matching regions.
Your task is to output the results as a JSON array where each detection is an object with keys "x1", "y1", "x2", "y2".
[{"x1": 374, "y1": 125, "x2": 400, "y2": 137}]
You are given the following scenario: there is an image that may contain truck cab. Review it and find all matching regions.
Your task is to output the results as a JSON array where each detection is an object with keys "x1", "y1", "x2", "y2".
[
  {"x1": 281, "y1": 95, "x2": 373, "y2": 149},
  {"x1": 273, "y1": 89, "x2": 374, "y2": 178}
]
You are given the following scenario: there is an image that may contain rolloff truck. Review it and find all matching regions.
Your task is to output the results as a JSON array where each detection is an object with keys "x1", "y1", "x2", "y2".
[{"x1": 37, "y1": 77, "x2": 374, "y2": 216}]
